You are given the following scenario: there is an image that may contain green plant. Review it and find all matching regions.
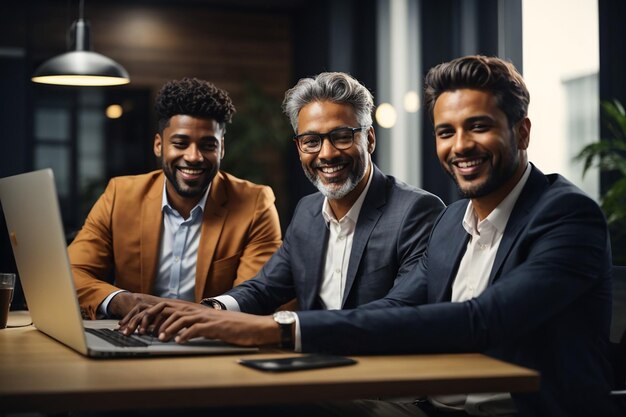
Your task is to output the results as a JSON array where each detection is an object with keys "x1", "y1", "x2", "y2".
[{"x1": 576, "y1": 99, "x2": 626, "y2": 264}]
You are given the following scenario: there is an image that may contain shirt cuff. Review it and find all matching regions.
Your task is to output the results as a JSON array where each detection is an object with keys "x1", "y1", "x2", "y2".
[
  {"x1": 213, "y1": 295, "x2": 240, "y2": 311},
  {"x1": 99, "y1": 290, "x2": 128, "y2": 318},
  {"x1": 294, "y1": 312, "x2": 302, "y2": 352}
]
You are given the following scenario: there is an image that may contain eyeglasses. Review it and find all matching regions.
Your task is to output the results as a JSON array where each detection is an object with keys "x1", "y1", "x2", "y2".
[{"x1": 293, "y1": 127, "x2": 368, "y2": 154}]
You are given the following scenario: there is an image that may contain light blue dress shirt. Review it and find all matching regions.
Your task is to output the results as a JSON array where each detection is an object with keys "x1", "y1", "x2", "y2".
[{"x1": 99, "y1": 181, "x2": 210, "y2": 316}]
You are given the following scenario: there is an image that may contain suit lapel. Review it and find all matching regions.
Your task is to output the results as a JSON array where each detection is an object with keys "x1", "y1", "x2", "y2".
[
  {"x1": 195, "y1": 173, "x2": 228, "y2": 301},
  {"x1": 140, "y1": 174, "x2": 165, "y2": 294},
  {"x1": 433, "y1": 206, "x2": 470, "y2": 302},
  {"x1": 488, "y1": 165, "x2": 549, "y2": 284},
  {"x1": 342, "y1": 167, "x2": 385, "y2": 306},
  {"x1": 300, "y1": 196, "x2": 329, "y2": 310}
]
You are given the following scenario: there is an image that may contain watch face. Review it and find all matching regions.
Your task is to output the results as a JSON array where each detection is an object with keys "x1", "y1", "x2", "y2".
[{"x1": 274, "y1": 311, "x2": 296, "y2": 324}]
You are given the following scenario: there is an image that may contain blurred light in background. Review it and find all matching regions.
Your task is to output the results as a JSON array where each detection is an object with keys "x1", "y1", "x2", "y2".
[
  {"x1": 105, "y1": 104, "x2": 123, "y2": 119},
  {"x1": 375, "y1": 103, "x2": 397, "y2": 128},
  {"x1": 403, "y1": 90, "x2": 420, "y2": 113}
]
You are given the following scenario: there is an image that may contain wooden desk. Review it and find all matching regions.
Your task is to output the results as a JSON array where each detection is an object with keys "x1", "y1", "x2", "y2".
[{"x1": 0, "y1": 312, "x2": 539, "y2": 413}]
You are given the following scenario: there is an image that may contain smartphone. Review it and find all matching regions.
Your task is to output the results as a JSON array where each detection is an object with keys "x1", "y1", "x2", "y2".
[{"x1": 238, "y1": 354, "x2": 357, "y2": 372}]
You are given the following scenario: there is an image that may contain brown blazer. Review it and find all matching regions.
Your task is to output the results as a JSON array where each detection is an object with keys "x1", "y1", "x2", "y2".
[{"x1": 68, "y1": 170, "x2": 282, "y2": 319}]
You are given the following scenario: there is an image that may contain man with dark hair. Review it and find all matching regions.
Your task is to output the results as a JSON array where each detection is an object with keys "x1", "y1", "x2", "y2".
[
  {"x1": 144, "y1": 58, "x2": 619, "y2": 416},
  {"x1": 120, "y1": 72, "x2": 443, "y2": 333},
  {"x1": 69, "y1": 78, "x2": 282, "y2": 319}
]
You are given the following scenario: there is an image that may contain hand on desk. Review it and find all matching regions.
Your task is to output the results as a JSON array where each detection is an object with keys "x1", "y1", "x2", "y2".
[{"x1": 119, "y1": 302, "x2": 281, "y2": 347}]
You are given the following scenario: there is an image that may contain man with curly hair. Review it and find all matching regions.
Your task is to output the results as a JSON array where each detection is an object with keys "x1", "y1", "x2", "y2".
[{"x1": 69, "y1": 78, "x2": 282, "y2": 320}]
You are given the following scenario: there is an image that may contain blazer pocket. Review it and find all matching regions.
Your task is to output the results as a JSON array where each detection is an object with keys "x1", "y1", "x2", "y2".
[{"x1": 210, "y1": 252, "x2": 241, "y2": 278}]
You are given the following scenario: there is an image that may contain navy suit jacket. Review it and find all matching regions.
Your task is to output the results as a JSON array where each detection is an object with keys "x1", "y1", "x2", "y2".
[
  {"x1": 224, "y1": 165, "x2": 444, "y2": 314},
  {"x1": 298, "y1": 165, "x2": 620, "y2": 416}
]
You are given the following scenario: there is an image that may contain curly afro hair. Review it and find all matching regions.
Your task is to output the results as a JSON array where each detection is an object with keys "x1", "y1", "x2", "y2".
[{"x1": 155, "y1": 77, "x2": 236, "y2": 133}]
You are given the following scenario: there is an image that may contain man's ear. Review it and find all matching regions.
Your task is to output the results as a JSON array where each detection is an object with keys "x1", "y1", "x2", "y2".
[
  {"x1": 367, "y1": 126, "x2": 376, "y2": 154},
  {"x1": 154, "y1": 133, "x2": 163, "y2": 158},
  {"x1": 516, "y1": 117, "x2": 531, "y2": 150},
  {"x1": 220, "y1": 137, "x2": 225, "y2": 159}
]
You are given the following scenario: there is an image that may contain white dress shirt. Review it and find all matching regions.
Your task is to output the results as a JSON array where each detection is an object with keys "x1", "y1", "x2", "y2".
[
  {"x1": 291, "y1": 167, "x2": 374, "y2": 349},
  {"x1": 99, "y1": 181, "x2": 210, "y2": 316},
  {"x1": 218, "y1": 167, "x2": 374, "y2": 314},
  {"x1": 318, "y1": 168, "x2": 373, "y2": 309}
]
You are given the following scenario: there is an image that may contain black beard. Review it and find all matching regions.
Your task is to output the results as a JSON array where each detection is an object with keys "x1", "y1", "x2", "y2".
[
  {"x1": 161, "y1": 159, "x2": 214, "y2": 198},
  {"x1": 447, "y1": 159, "x2": 518, "y2": 199}
]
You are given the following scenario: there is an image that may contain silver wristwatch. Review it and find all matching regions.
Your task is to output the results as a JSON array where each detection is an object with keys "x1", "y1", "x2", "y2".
[
  {"x1": 200, "y1": 298, "x2": 226, "y2": 310},
  {"x1": 273, "y1": 311, "x2": 296, "y2": 349}
]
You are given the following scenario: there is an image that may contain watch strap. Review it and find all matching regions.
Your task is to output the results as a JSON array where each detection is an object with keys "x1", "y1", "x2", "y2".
[{"x1": 273, "y1": 311, "x2": 295, "y2": 349}]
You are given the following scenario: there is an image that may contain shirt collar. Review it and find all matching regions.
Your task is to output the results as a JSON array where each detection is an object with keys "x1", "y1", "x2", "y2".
[
  {"x1": 462, "y1": 163, "x2": 532, "y2": 235},
  {"x1": 161, "y1": 179, "x2": 211, "y2": 217},
  {"x1": 322, "y1": 164, "x2": 374, "y2": 224}
]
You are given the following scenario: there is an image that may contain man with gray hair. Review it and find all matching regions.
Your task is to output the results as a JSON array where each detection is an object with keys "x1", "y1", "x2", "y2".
[{"x1": 120, "y1": 72, "x2": 443, "y2": 335}]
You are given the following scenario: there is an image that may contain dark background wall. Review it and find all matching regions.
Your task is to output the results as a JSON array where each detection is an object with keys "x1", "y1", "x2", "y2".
[
  {"x1": 0, "y1": 0, "x2": 380, "y2": 221},
  {"x1": 1, "y1": 0, "x2": 624, "y2": 309},
  {"x1": 0, "y1": 0, "x2": 377, "y2": 309}
]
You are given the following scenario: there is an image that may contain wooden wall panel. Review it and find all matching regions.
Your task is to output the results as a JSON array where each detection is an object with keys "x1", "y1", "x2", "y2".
[{"x1": 14, "y1": 1, "x2": 293, "y2": 102}]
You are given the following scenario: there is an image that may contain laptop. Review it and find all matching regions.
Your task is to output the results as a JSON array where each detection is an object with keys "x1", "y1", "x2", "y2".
[{"x1": 0, "y1": 169, "x2": 258, "y2": 358}]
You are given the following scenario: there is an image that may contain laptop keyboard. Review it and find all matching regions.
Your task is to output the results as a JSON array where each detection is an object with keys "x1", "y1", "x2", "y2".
[{"x1": 85, "y1": 328, "x2": 149, "y2": 348}]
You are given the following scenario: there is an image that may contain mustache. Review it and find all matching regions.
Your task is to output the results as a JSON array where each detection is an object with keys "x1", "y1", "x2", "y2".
[
  {"x1": 312, "y1": 157, "x2": 350, "y2": 168},
  {"x1": 448, "y1": 152, "x2": 489, "y2": 165},
  {"x1": 177, "y1": 163, "x2": 208, "y2": 169}
]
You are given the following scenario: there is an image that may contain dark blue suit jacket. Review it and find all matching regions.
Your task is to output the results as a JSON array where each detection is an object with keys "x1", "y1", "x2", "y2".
[
  {"x1": 298, "y1": 165, "x2": 620, "y2": 416},
  {"x1": 224, "y1": 165, "x2": 444, "y2": 314}
]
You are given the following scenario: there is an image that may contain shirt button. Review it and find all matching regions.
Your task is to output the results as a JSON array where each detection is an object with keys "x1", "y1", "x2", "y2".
[
  {"x1": 338, "y1": 236, "x2": 345, "y2": 241},
  {"x1": 335, "y1": 269, "x2": 341, "y2": 274},
  {"x1": 174, "y1": 256, "x2": 180, "y2": 262}
]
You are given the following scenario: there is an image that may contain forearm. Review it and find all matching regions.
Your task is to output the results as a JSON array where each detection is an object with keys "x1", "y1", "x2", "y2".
[
  {"x1": 226, "y1": 274, "x2": 294, "y2": 315},
  {"x1": 227, "y1": 240, "x2": 298, "y2": 315},
  {"x1": 71, "y1": 266, "x2": 120, "y2": 319},
  {"x1": 297, "y1": 304, "x2": 473, "y2": 355}
]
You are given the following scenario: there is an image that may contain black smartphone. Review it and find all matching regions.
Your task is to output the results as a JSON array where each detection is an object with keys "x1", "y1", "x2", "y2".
[{"x1": 238, "y1": 354, "x2": 357, "y2": 372}]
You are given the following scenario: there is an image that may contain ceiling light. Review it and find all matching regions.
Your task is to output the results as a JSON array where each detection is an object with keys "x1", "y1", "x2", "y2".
[{"x1": 31, "y1": 0, "x2": 129, "y2": 87}]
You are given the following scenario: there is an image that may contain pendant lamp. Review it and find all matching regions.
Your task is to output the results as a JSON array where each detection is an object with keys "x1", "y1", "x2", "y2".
[{"x1": 31, "y1": 0, "x2": 130, "y2": 87}]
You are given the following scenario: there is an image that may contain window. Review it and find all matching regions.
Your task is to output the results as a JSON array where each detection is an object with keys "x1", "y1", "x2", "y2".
[{"x1": 522, "y1": 0, "x2": 600, "y2": 199}]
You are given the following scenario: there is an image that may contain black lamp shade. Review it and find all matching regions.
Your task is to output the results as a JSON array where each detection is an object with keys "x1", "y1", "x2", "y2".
[
  {"x1": 32, "y1": 51, "x2": 130, "y2": 86},
  {"x1": 31, "y1": 18, "x2": 130, "y2": 87}
]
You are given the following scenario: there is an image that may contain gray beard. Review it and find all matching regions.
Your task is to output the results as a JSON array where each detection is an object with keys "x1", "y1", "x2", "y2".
[
  {"x1": 304, "y1": 160, "x2": 368, "y2": 200},
  {"x1": 311, "y1": 175, "x2": 358, "y2": 199}
]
